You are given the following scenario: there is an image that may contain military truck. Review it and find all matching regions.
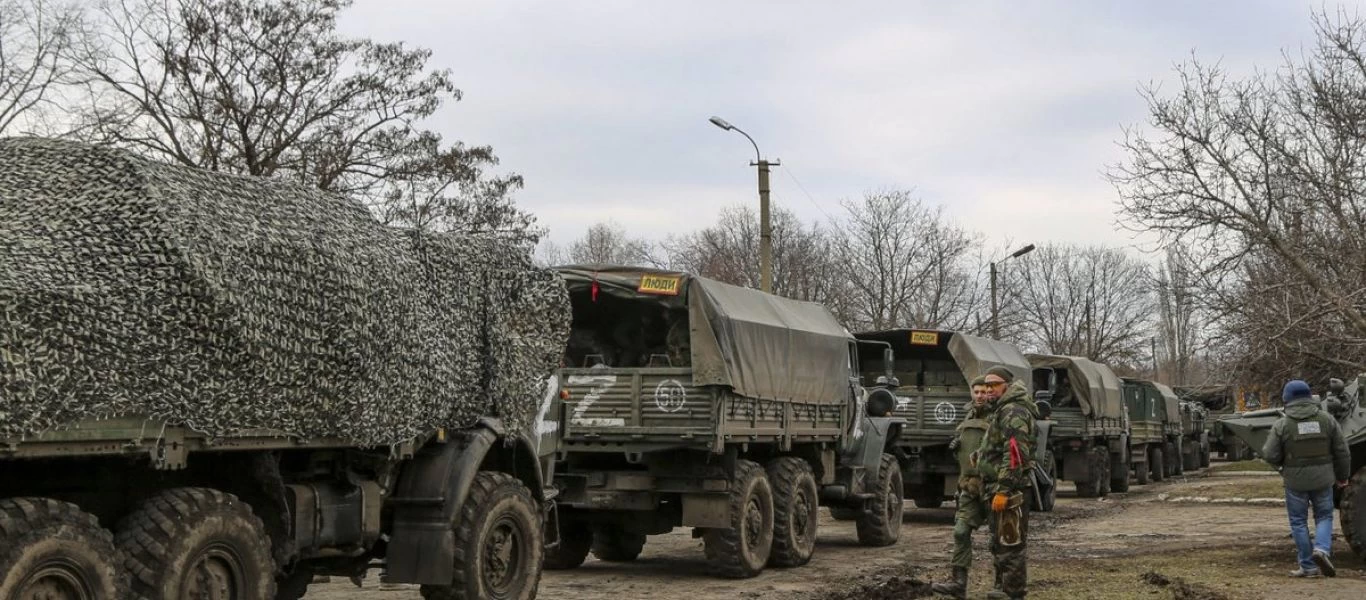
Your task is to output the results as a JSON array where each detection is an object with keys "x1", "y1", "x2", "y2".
[
  {"x1": 545, "y1": 266, "x2": 905, "y2": 579},
  {"x1": 1027, "y1": 354, "x2": 1130, "y2": 500},
  {"x1": 1121, "y1": 378, "x2": 1185, "y2": 483},
  {"x1": 0, "y1": 138, "x2": 569, "y2": 600},
  {"x1": 851, "y1": 329, "x2": 1034, "y2": 509},
  {"x1": 1221, "y1": 374, "x2": 1366, "y2": 562}
]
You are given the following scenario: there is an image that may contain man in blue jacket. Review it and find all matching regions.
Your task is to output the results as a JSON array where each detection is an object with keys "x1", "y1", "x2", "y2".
[{"x1": 1261, "y1": 380, "x2": 1352, "y2": 578}]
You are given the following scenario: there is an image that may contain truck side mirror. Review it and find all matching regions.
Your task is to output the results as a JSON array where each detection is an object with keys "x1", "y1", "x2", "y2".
[{"x1": 882, "y1": 347, "x2": 895, "y2": 380}]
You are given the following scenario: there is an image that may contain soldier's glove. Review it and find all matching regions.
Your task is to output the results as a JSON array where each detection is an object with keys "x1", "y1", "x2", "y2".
[
  {"x1": 960, "y1": 476, "x2": 982, "y2": 497},
  {"x1": 991, "y1": 492, "x2": 1009, "y2": 512}
]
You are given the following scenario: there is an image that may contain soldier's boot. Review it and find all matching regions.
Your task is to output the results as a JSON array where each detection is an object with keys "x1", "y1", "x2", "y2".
[{"x1": 929, "y1": 566, "x2": 969, "y2": 598}]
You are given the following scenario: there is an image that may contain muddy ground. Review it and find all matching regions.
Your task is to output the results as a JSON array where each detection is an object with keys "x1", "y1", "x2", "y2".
[{"x1": 309, "y1": 462, "x2": 1365, "y2": 600}]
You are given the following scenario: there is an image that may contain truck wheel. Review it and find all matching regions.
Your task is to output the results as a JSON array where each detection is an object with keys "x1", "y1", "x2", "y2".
[
  {"x1": 1135, "y1": 453, "x2": 1150, "y2": 485},
  {"x1": 544, "y1": 519, "x2": 591, "y2": 570},
  {"x1": 703, "y1": 459, "x2": 774, "y2": 578},
  {"x1": 1341, "y1": 467, "x2": 1366, "y2": 559},
  {"x1": 1150, "y1": 446, "x2": 1165, "y2": 482},
  {"x1": 0, "y1": 497, "x2": 125, "y2": 600},
  {"x1": 1076, "y1": 447, "x2": 1107, "y2": 498},
  {"x1": 855, "y1": 454, "x2": 903, "y2": 547},
  {"x1": 828, "y1": 506, "x2": 860, "y2": 521},
  {"x1": 420, "y1": 472, "x2": 542, "y2": 600},
  {"x1": 1032, "y1": 450, "x2": 1057, "y2": 512},
  {"x1": 116, "y1": 487, "x2": 275, "y2": 600},
  {"x1": 912, "y1": 495, "x2": 944, "y2": 509},
  {"x1": 766, "y1": 457, "x2": 818, "y2": 568},
  {"x1": 1167, "y1": 441, "x2": 1181, "y2": 476},
  {"x1": 1199, "y1": 439, "x2": 1211, "y2": 468},
  {"x1": 1110, "y1": 451, "x2": 1131, "y2": 493},
  {"x1": 590, "y1": 524, "x2": 645, "y2": 562}
]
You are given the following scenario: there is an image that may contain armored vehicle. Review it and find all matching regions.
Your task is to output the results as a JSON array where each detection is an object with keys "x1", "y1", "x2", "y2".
[
  {"x1": 1221, "y1": 374, "x2": 1366, "y2": 561},
  {"x1": 546, "y1": 266, "x2": 905, "y2": 579},
  {"x1": 1028, "y1": 354, "x2": 1130, "y2": 499},
  {"x1": 0, "y1": 139, "x2": 569, "y2": 600},
  {"x1": 852, "y1": 329, "x2": 1034, "y2": 509},
  {"x1": 1121, "y1": 378, "x2": 1185, "y2": 483}
]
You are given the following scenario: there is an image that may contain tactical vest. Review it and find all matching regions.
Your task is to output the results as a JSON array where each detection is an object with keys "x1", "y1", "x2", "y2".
[
  {"x1": 1284, "y1": 412, "x2": 1334, "y2": 468},
  {"x1": 956, "y1": 417, "x2": 988, "y2": 474}
]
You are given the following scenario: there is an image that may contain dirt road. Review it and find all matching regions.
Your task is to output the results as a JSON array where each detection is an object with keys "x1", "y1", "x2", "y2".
[{"x1": 309, "y1": 465, "x2": 1365, "y2": 600}]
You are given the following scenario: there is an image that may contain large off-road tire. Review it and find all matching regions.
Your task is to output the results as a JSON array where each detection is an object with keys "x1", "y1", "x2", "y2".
[
  {"x1": 828, "y1": 506, "x2": 860, "y2": 521},
  {"x1": 703, "y1": 459, "x2": 774, "y2": 579},
  {"x1": 590, "y1": 524, "x2": 645, "y2": 562},
  {"x1": 1075, "y1": 447, "x2": 1108, "y2": 498},
  {"x1": 0, "y1": 497, "x2": 125, "y2": 600},
  {"x1": 1172, "y1": 441, "x2": 1185, "y2": 476},
  {"x1": 116, "y1": 487, "x2": 274, "y2": 600},
  {"x1": 1032, "y1": 450, "x2": 1057, "y2": 512},
  {"x1": 856, "y1": 454, "x2": 903, "y2": 547},
  {"x1": 420, "y1": 472, "x2": 543, "y2": 600},
  {"x1": 1110, "y1": 450, "x2": 1132, "y2": 493},
  {"x1": 1150, "y1": 446, "x2": 1166, "y2": 482},
  {"x1": 544, "y1": 519, "x2": 592, "y2": 570},
  {"x1": 912, "y1": 495, "x2": 944, "y2": 509},
  {"x1": 766, "y1": 457, "x2": 819, "y2": 568},
  {"x1": 1340, "y1": 466, "x2": 1366, "y2": 560}
]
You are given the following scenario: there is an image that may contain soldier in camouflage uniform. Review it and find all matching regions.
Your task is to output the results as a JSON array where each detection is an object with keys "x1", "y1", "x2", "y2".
[
  {"x1": 977, "y1": 366, "x2": 1038, "y2": 600},
  {"x1": 931, "y1": 376, "x2": 996, "y2": 598}
]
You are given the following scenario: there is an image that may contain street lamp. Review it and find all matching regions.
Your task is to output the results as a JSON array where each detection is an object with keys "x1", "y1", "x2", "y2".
[
  {"x1": 709, "y1": 115, "x2": 779, "y2": 293},
  {"x1": 990, "y1": 243, "x2": 1035, "y2": 339}
]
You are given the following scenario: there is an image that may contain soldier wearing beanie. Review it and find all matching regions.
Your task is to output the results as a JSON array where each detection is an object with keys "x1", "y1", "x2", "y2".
[
  {"x1": 1262, "y1": 379, "x2": 1351, "y2": 578},
  {"x1": 977, "y1": 365, "x2": 1036, "y2": 599}
]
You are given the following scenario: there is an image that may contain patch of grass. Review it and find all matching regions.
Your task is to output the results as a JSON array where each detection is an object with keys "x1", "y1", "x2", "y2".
[
  {"x1": 1208, "y1": 459, "x2": 1274, "y2": 472},
  {"x1": 1178, "y1": 478, "x2": 1286, "y2": 499},
  {"x1": 984, "y1": 543, "x2": 1366, "y2": 600}
]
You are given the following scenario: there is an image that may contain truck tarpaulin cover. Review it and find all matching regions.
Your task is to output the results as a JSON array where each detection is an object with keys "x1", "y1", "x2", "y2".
[
  {"x1": 1154, "y1": 382, "x2": 1182, "y2": 424},
  {"x1": 1026, "y1": 354, "x2": 1125, "y2": 419},
  {"x1": 0, "y1": 138, "x2": 571, "y2": 445},
  {"x1": 555, "y1": 266, "x2": 854, "y2": 404}
]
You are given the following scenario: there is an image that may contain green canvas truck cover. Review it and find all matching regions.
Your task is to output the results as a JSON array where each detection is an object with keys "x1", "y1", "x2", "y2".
[
  {"x1": 555, "y1": 265, "x2": 854, "y2": 405},
  {"x1": 1026, "y1": 354, "x2": 1125, "y2": 419},
  {"x1": 853, "y1": 329, "x2": 1031, "y2": 386},
  {"x1": 1154, "y1": 382, "x2": 1182, "y2": 423}
]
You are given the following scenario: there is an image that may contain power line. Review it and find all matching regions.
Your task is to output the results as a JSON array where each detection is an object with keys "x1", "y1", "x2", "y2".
[{"x1": 780, "y1": 163, "x2": 838, "y2": 222}]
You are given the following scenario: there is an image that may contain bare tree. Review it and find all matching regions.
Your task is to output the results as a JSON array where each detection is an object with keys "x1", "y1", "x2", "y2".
[
  {"x1": 832, "y1": 189, "x2": 984, "y2": 331},
  {"x1": 1108, "y1": 8, "x2": 1366, "y2": 378},
  {"x1": 665, "y1": 205, "x2": 852, "y2": 320},
  {"x1": 67, "y1": 0, "x2": 534, "y2": 241},
  {"x1": 0, "y1": 0, "x2": 81, "y2": 134},
  {"x1": 1010, "y1": 244, "x2": 1154, "y2": 365},
  {"x1": 1154, "y1": 244, "x2": 1202, "y2": 385},
  {"x1": 553, "y1": 221, "x2": 660, "y2": 267}
]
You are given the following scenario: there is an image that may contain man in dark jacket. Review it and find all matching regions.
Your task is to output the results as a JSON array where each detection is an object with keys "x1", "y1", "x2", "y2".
[
  {"x1": 1262, "y1": 380, "x2": 1352, "y2": 578},
  {"x1": 931, "y1": 376, "x2": 994, "y2": 598}
]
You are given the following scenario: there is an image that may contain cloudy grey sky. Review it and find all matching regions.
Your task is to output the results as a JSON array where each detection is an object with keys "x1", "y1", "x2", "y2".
[{"x1": 338, "y1": 0, "x2": 1354, "y2": 256}]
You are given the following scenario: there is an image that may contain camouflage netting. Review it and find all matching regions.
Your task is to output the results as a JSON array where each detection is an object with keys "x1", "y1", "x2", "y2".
[{"x1": 0, "y1": 138, "x2": 570, "y2": 446}]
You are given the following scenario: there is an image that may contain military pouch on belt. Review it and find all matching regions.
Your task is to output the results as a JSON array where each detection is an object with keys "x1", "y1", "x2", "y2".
[
  {"x1": 959, "y1": 474, "x2": 982, "y2": 497},
  {"x1": 997, "y1": 491, "x2": 1025, "y2": 547}
]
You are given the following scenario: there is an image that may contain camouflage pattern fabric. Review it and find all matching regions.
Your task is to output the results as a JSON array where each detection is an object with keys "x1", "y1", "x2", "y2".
[
  {"x1": 977, "y1": 379, "x2": 1039, "y2": 494},
  {"x1": 987, "y1": 498, "x2": 1030, "y2": 597},
  {"x1": 0, "y1": 138, "x2": 571, "y2": 446}
]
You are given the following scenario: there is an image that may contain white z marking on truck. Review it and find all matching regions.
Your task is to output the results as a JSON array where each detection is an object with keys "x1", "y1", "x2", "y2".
[
  {"x1": 533, "y1": 375, "x2": 560, "y2": 447},
  {"x1": 567, "y1": 373, "x2": 618, "y2": 425}
]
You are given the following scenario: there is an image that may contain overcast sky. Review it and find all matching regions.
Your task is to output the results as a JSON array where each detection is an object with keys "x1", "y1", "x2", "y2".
[{"x1": 338, "y1": 1, "x2": 1355, "y2": 257}]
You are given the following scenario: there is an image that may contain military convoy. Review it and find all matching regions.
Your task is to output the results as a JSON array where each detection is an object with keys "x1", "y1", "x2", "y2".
[
  {"x1": 1221, "y1": 374, "x2": 1366, "y2": 563},
  {"x1": 545, "y1": 267, "x2": 905, "y2": 579}
]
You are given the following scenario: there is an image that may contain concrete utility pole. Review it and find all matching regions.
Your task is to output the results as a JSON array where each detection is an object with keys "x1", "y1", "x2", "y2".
[
  {"x1": 990, "y1": 244, "x2": 1036, "y2": 339},
  {"x1": 709, "y1": 116, "x2": 779, "y2": 293}
]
